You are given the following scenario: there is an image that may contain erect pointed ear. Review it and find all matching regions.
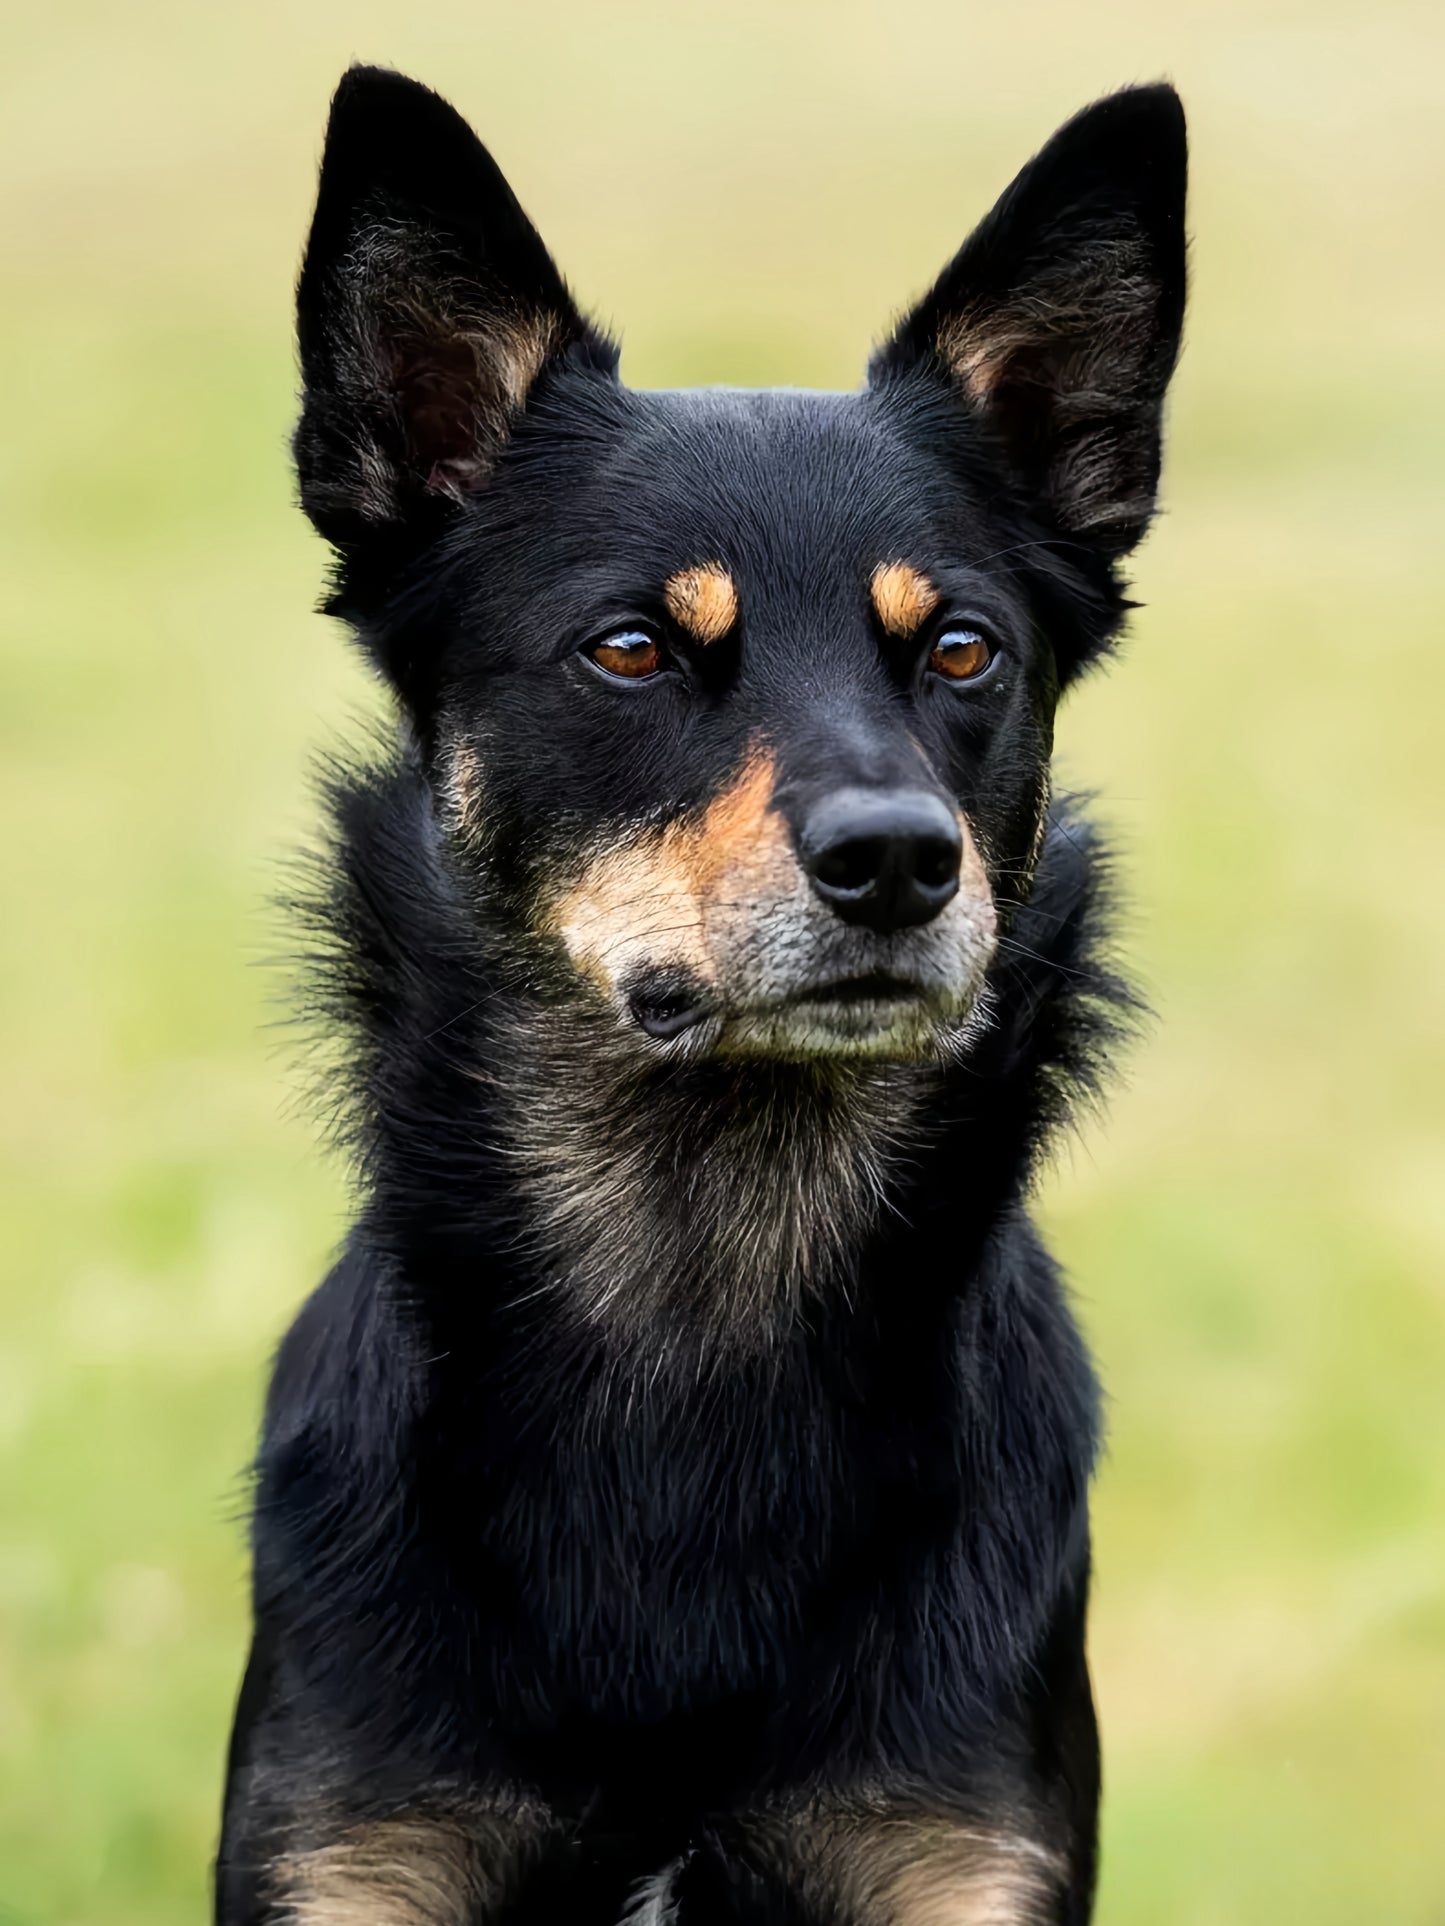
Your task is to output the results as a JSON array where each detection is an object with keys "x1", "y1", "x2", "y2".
[
  {"x1": 294, "y1": 66, "x2": 618, "y2": 548},
  {"x1": 870, "y1": 85, "x2": 1187, "y2": 560}
]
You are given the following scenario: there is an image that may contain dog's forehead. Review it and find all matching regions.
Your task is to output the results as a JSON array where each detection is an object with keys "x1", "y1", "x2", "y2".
[{"x1": 591, "y1": 385, "x2": 962, "y2": 589}]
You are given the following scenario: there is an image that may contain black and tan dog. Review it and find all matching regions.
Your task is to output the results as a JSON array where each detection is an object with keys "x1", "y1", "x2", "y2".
[{"x1": 216, "y1": 67, "x2": 1187, "y2": 1925}]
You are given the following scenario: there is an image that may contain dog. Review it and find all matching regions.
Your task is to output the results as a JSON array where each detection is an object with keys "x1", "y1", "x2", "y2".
[{"x1": 215, "y1": 65, "x2": 1187, "y2": 1925}]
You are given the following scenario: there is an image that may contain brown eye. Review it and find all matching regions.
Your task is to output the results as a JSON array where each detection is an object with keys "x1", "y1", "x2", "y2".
[
  {"x1": 929, "y1": 627, "x2": 995, "y2": 683},
  {"x1": 586, "y1": 631, "x2": 663, "y2": 681}
]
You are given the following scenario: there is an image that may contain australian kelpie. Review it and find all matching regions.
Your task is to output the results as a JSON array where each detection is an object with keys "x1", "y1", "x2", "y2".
[{"x1": 216, "y1": 66, "x2": 1187, "y2": 1924}]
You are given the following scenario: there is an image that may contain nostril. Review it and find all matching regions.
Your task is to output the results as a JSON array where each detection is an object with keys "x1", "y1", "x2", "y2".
[
  {"x1": 913, "y1": 834, "x2": 961, "y2": 893},
  {"x1": 811, "y1": 834, "x2": 889, "y2": 896}
]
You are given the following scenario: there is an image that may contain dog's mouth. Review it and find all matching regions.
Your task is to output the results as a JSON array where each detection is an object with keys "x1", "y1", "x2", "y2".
[
  {"x1": 623, "y1": 966, "x2": 972, "y2": 1055},
  {"x1": 781, "y1": 971, "x2": 926, "y2": 1009}
]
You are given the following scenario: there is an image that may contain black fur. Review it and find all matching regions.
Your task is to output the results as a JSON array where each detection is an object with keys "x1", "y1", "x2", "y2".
[{"x1": 217, "y1": 66, "x2": 1186, "y2": 1924}]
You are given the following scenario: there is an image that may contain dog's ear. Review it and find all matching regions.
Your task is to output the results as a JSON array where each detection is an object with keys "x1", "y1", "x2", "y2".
[
  {"x1": 294, "y1": 66, "x2": 617, "y2": 549},
  {"x1": 870, "y1": 86, "x2": 1187, "y2": 560}
]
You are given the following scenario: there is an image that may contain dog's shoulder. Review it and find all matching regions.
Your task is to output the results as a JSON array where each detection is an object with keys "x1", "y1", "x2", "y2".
[
  {"x1": 253, "y1": 1240, "x2": 429, "y2": 1601},
  {"x1": 263, "y1": 1245, "x2": 412, "y2": 1440}
]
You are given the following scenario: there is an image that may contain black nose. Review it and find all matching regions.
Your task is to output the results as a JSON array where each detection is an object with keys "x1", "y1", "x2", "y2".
[{"x1": 798, "y1": 787, "x2": 963, "y2": 934}]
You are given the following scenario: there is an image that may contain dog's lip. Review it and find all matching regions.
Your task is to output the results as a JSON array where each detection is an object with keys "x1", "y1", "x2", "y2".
[
  {"x1": 780, "y1": 971, "x2": 934, "y2": 1008},
  {"x1": 624, "y1": 970, "x2": 947, "y2": 1046},
  {"x1": 626, "y1": 982, "x2": 715, "y2": 1040}
]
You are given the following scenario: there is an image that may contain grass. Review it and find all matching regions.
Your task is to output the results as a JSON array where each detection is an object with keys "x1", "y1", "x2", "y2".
[{"x1": 1, "y1": 2, "x2": 1443, "y2": 1920}]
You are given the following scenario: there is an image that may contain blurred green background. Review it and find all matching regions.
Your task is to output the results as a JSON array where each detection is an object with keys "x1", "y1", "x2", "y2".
[{"x1": 2, "y1": 2, "x2": 1443, "y2": 1920}]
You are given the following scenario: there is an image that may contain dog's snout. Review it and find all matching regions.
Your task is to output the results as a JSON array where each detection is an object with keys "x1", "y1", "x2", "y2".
[{"x1": 798, "y1": 788, "x2": 962, "y2": 934}]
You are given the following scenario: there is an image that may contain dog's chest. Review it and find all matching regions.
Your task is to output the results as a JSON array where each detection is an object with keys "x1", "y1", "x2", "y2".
[{"x1": 437, "y1": 1358, "x2": 883, "y2": 1729}]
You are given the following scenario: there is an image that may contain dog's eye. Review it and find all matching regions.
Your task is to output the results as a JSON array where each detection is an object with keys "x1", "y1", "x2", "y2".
[
  {"x1": 929, "y1": 628, "x2": 995, "y2": 684},
  {"x1": 585, "y1": 631, "x2": 663, "y2": 681}
]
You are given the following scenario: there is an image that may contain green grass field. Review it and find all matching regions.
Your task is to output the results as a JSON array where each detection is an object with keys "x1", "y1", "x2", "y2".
[{"x1": 2, "y1": 3, "x2": 1443, "y2": 1920}]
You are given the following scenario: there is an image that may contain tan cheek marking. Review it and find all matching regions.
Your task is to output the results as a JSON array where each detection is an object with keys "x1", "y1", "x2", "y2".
[
  {"x1": 664, "y1": 563, "x2": 739, "y2": 645},
  {"x1": 542, "y1": 751, "x2": 786, "y2": 997},
  {"x1": 678, "y1": 751, "x2": 779, "y2": 893},
  {"x1": 676, "y1": 751, "x2": 802, "y2": 952},
  {"x1": 1026, "y1": 777, "x2": 1051, "y2": 877},
  {"x1": 871, "y1": 561, "x2": 941, "y2": 639},
  {"x1": 666, "y1": 751, "x2": 805, "y2": 955},
  {"x1": 545, "y1": 842, "x2": 713, "y2": 992},
  {"x1": 547, "y1": 847, "x2": 720, "y2": 986}
]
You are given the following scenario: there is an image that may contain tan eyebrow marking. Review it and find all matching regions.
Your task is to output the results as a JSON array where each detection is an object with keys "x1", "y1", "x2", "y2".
[
  {"x1": 663, "y1": 563, "x2": 739, "y2": 645},
  {"x1": 870, "y1": 561, "x2": 941, "y2": 639}
]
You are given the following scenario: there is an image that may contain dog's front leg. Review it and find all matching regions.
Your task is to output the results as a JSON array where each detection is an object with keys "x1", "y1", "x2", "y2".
[
  {"x1": 215, "y1": 1631, "x2": 599, "y2": 1925},
  {"x1": 664, "y1": 1802, "x2": 1078, "y2": 1926},
  {"x1": 271, "y1": 1801, "x2": 565, "y2": 1925},
  {"x1": 217, "y1": 1787, "x2": 582, "y2": 1926}
]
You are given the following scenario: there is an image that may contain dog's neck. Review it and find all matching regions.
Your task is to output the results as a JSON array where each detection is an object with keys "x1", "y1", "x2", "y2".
[{"x1": 493, "y1": 1003, "x2": 935, "y2": 1357}]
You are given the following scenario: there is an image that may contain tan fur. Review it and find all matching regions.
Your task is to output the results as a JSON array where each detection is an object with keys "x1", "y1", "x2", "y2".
[
  {"x1": 871, "y1": 562, "x2": 941, "y2": 640},
  {"x1": 748, "y1": 1805, "x2": 1064, "y2": 1926},
  {"x1": 541, "y1": 831, "x2": 714, "y2": 994},
  {"x1": 489, "y1": 314, "x2": 561, "y2": 416},
  {"x1": 277, "y1": 1803, "x2": 554, "y2": 1926},
  {"x1": 954, "y1": 811, "x2": 992, "y2": 910},
  {"x1": 1024, "y1": 777, "x2": 1052, "y2": 883},
  {"x1": 663, "y1": 563, "x2": 740, "y2": 645},
  {"x1": 438, "y1": 735, "x2": 487, "y2": 843},
  {"x1": 393, "y1": 307, "x2": 560, "y2": 498},
  {"x1": 885, "y1": 1831, "x2": 1063, "y2": 1926},
  {"x1": 279, "y1": 1818, "x2": 484, "y2": 1926},
  {"x1": 544, "y1": 750, "x2": 785, "y2": 995},
  {"x1": 932, "y1": 233, "x2": 1159, "y2": 535},
  {"x1": 684, "y1": 749, "x2": 793, "y2": 909},
  {"x1": 341, "y1": 218, "x2": 565, "y2": 510}
]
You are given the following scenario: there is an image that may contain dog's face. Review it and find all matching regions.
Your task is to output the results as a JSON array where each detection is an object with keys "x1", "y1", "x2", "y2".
[
  {"x1": 295, "y1": 69, "x2": 1185, "y2": 1062},
  {"x1": 436, "y1": 386, "x2": 1039, "y2": 1061}
]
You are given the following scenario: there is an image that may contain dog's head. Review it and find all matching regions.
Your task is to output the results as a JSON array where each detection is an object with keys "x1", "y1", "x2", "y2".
[{"x1": 295, "y1": 68, "x2": 1185, "y2": 1062}]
